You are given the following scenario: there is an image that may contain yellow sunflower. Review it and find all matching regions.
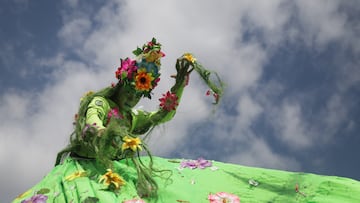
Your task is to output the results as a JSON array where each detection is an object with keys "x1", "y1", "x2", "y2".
[{"x1": 135, "y1": 69, "x2": 154, "y2": 91}]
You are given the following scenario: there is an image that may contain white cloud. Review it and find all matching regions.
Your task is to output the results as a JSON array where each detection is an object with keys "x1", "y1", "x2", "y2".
[
  {"x1": 271, "y1": 101, "x2": 312, "y2": 150},
  {"x1": 294, "y1": 0, "x2": 346, "y2": 47},
  {"x1": 0, "y1": 93, "x2": 29, "y2": 123},
  {"x1": 237, "y1": 94, "x2": 263, "y2": 129},
  {"x1": 0, "y1": 56, "x2": 110, "y2": 200},
  {"x1": 2, "y1": 0, "x2": 359, "y2": 201},
  {"x1": 58, "y1": 18, "x2": 92, "y2": 47},
  {"x1": 226, "y1": 137, "x2": 301, "y2": 171}
]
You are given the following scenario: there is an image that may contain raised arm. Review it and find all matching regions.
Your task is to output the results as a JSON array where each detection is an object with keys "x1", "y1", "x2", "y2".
[{"x1": 130, "y1": 56, "x2": 193, "y2": 134}]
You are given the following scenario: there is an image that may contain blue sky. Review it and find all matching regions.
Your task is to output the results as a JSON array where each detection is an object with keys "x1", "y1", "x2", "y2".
[{"x1": 1, "y1": 0, "x2": 359, "y2": 202}]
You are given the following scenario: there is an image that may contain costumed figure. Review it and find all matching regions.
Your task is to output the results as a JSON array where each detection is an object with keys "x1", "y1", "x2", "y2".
[
  {"x1": 55, "y1": 37, "x2": 224, "y2": 197},
  {"x1": 13, "y1": 38, "x2": 224, "y2": 203}
]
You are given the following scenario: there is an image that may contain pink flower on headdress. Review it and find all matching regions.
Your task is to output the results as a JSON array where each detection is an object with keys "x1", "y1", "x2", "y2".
[
  {"x1": 208, "y1": 192, "x2": 240, "y2": 203},
  {"x1": 159, "y1": 91, "x2": 179, "y2": 111},
  {"x1": 115, "y1": 58, "x2": 137, "y2": 80}
]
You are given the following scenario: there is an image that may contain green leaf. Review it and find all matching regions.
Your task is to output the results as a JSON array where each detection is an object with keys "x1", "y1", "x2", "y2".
[
  {"x1": 37, "y1": 188, "x2": 50, "y2": 194},
  {"x1": 151, "y1": 37, "x2": 157, "y2": 44},
  {"x1": 82, "y1": 196, "x2": 100, "y2": 203},
  {"x1": 132, "y1": 47, "x2": 143, "y2": 56}
]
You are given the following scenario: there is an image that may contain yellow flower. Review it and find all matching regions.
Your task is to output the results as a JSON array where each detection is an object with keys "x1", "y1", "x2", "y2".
[
  {"x1": 15, "y1": 189, "x2": 32, "y2": 200},
  {"x1": 145, "y1": 51, "x2": 162, "y2": 63},
  {"x1": 99, "y1": 169, "x2": 126, "y2": 190},
  {"x1": 121, "y1": 136, "x2": 142, "y2": 152},
  {"x1": 183, "y1": 53, "x2": 196, "y2": 63},
  {"x1": 65, "y1": 170, "x2": 87, "y2": 181},
  {"x1": 135, "y1": 69, "x2": 154, "y2": 91}
]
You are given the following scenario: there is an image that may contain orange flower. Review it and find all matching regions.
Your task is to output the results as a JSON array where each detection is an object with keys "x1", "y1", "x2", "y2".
[{"x1": 135, "y1": 69, "x2": 154, "y2": 91}]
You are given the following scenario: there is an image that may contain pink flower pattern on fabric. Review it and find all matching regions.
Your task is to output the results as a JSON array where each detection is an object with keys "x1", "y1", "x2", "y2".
[
  {"x1": 21, "y1": 194, "x2": 48, "y2": 203},
  {"x1": 208, "y1": 192, "x2": 240, "y2": 203},
  {"x1": 180, "y1": 158, "x2": 212, "y2": 169},
  {"x1": 123, "y1": 198, "x2": 146, "y2": 203}
]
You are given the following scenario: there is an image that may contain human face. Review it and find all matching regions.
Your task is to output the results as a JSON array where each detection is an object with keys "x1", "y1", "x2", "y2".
[{"x1": 117, "y1": 87, "x2": 142, "y2": 111}]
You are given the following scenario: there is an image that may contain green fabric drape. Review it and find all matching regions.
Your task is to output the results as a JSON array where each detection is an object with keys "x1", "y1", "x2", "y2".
[{"x1": 13, "y1": 156, "x2": 360, "y2": 203}]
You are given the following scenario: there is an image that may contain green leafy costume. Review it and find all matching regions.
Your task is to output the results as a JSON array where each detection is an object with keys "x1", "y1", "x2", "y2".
[
  {"x1": 12, "y1": 38, "x2": 225, "y2": 202},
  {"x1": 53, "y1": 39, "x2": 198, "y2": 198}
]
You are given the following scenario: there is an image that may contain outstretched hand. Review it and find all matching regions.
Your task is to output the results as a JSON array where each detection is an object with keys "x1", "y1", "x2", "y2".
[{"x1": 172, "y1": 55, "x2": 195, "y2": 86}]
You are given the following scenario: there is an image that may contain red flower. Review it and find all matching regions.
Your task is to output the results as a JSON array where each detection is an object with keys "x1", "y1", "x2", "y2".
[
  {"x1": 153, "y1": 77, "x2": 160, "y2": 88},
  {"x1": 159, "y1": 91, "x2": 179, "y2": 111},
  {"x1": 206, "y1": 90, "x2": 220, "y2": 104}
]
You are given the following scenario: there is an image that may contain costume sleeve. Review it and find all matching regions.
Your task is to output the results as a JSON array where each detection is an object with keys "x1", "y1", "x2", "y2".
[
  {"x1": 130, "y1": 82, "x2": 185, "y2": 134},
  {"x1": 130, "y1": 108, "x2": 175, "y2": 134},
  {"x1": 85, "y1": 96, "x2": 110, "y2": 130},
  {"x1": 130, "y1": 109, "x2": 151, "y2": 134}
]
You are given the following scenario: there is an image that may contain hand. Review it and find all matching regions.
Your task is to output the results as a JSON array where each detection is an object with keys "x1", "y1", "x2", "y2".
[{"x1": 171, "y1": 57, "x2": 194, "y2": 86}]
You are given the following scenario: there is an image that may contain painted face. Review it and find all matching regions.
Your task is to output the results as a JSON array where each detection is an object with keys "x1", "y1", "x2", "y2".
[{"x1": 117, "y1": 87, "x2": 142, "y2": 111}]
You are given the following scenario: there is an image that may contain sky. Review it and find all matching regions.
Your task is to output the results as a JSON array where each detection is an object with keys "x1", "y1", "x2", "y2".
[{"x1": 0, "y1": 0, "x2": 359, "y2": 202}]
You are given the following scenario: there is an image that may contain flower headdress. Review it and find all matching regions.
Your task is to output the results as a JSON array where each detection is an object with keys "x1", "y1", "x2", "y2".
[{"x1": 115, "y1": 38, "x2": 165, "y2": 99}]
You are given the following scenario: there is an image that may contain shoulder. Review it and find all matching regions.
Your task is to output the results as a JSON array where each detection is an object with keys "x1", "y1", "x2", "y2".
[{"x1": 89, "y1": 96, "x2": 110, "y2": 108}]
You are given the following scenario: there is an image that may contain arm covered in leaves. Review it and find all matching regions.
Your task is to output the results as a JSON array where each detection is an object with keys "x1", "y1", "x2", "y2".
[
  {"x1": 130, "y1": 58, "x2": 191, "y2": 134},
  {"x1": 85, "y1": 96, "x2": 111, "y2": 130}
]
